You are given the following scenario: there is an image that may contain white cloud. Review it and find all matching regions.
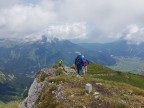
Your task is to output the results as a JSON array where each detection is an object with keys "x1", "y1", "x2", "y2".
[
  {"x1": 24, "y1": 22, "x2": 87, "y2": 41},
  {"x1": 0, "y1": 2, "x2": 57, "y2": 38},
  {"x1": 119, "y1": 24, "x2": 144, "y2": 44},
  {"x1": 0, "y1": 0, "x2": 144, "y2": 43}
]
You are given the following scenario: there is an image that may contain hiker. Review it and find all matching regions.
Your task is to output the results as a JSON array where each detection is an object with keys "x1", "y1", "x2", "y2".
[
  {"x1": 75, "y1": 53, "x2": 84, "y2": 76},
  {"x1": 82, "y1": 55, "x2": 90, "y2": 75},
  {"x1": 58, "y1": 59, "x2": 63, "y2": 67}
]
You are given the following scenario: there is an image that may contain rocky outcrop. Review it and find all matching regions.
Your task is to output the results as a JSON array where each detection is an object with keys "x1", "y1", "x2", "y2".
[
  {"x1": 20, "y1": 66, "x2": 76, "y2": 108},
  {"x1": 20, "y1": 78, "x2": 44, "y2": 108},
  {"x1": 20, "y1": 64, "x2": 144, "y2": 108}
]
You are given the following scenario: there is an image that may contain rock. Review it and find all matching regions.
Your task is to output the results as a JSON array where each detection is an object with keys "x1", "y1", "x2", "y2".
[
  {"x1": 76, "y1": 75, "x2": 82, "y2": 78},
  {"x1": 95, "y1": 83, "x2": 103, "y2": 86},
  {"x1": 70, "y1": 94, "x2": 74, "y2": 97},
  {"x1": 20, "y1": 78, "x2": 45, "y2": 108},
  {"x1": 93, "y1": 92, "x2": 100, "y2": 99},
  {"x1": 64, "y1": 66, "x2": 76, "y2": 73},
  {"x1": 94, "y1": 95, "x2": 99, "y2": 99},
  {"x1": 85, "y1": 83, "x2": 92, "y2": 93},
  {"x1": 93, "y1": 92, "x2": 100, "y2": 95}
]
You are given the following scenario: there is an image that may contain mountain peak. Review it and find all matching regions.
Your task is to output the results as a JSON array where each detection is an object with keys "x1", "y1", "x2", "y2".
[{"x1": 20, "y1": 63, "x2": 144, "y2": 108}]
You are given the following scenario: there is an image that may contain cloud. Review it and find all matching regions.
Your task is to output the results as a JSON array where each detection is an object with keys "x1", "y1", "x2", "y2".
[
  {"x1": 0, "y1": 0, "x2": 20, "y2": 8},
  {"x1": 118, "y1": 24, "x2": 144, "y2": 44},
  {"x1": 24, "y1": 22, "x2": 87, "y2": 41},
  {"x1": 0, "y1": 1, "x2": 57, "y2": 38},
  {"x1": 0, "y1": 0, "x2": 144, "y2": 43}
]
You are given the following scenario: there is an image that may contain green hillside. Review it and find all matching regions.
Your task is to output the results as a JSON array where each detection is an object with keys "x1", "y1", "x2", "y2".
[
  {"x1": 33, "y1": 62, "x2": 144, "y2": 108},
  {"x1": 88, "y1": 62, "x2": 144, "y2": 89},
  {"x1": 109, "y1": 57, "x2": 144, "y2": 74},
  {"x1": 1, "y1": 62, "x2": 144, "y2": 108}
]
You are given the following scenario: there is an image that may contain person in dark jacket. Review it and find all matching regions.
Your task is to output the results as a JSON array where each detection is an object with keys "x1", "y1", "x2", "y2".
[{"x1": 75, "y1": 53, "x2": 84, "y2": 76}]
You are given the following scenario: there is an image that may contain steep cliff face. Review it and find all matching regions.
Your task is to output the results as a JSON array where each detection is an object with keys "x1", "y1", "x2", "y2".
[
  {"x1": 20, "y1": 67, "x2": 57, "y2": 108},
  {"x1": 20, "y1": 79, "x2": 44, "y2": 108},
  {"x1": 20, "y1": 63, "x2": 144, "y2": 108}
]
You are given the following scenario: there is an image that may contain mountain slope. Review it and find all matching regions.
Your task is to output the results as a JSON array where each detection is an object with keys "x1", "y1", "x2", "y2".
[
  {"x1": 20, "y1": 63, "x2": 144, "y2": 108},
  {"x1": 79, "y1": 40, "x2": 144, "y2": 58},
  {"x1": 0, "y1": 71, "x2": 19, "y2": 102},
  {"x1": 79, "y1": 40, "x2": 144, "y2": 73},
  {"x1": 0, "y1": 70, "x2": 33, "y2": 102},
  {"x1": 0, "y1": 38, "x2": 116, "y2": 74}
]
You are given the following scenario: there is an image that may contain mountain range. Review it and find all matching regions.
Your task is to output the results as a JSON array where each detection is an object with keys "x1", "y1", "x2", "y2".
[
  {"x1": 79, "y1": 40, "x2": 144, "y2": 58},
  {"x1": 0, "y1": 37, "x2": 144, "y2": 107},
  {"x1": 79, "y1": 40, "x2": 144, "y2": 73},
  {"x1": 0, "y1": 38, "x2": 116, "y2": 74},
  {"x1": 0, "y1": 37, "x2": 116, "y2": 103}
]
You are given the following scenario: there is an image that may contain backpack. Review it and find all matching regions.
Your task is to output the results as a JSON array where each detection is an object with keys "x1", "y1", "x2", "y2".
[
  {"x1": 75, "y1": 55, "x2": 81, "y2": 66},
  {"x1": 83, "y1": 59, "x2": 87, "y2": 66}
]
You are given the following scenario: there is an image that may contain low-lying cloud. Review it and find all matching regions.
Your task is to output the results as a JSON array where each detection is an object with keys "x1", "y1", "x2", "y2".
[
  {"x1": 118, "y1": 24, "x2": 144, "y2": 44},
  {"x1": 24, "y1": 23, "x2": 87, "y2": 41},
  {"x1": 0, "y1": 0, "x2": 144, "y2": 44}
]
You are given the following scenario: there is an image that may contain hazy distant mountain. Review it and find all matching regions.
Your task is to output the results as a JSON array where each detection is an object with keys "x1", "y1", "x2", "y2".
[
  {"x1": 0, "y1": 69, "x2": 33, "y2": 102},
  {"x1": 0, "y1": 70, "x2": 18, "y2": 102},
  {"x1": 0, "y1": 70, "x2": 15, "y2": 83},
  {"x1": 79, "y1": 40, "x2": 144, "y2": 58},
  {"x1": 79, "y1": 40, "x2": 144, "y2": 73},
  {"x1": 0, "y1": 38, "x2": 116, "y2": 74}
]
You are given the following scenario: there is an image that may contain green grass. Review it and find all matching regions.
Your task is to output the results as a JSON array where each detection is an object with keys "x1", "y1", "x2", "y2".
[
  {"x1": 55, "y1": 68, "x2": 63, "y2": 76},
  {"x1": 39, "y1": 71, "x2": 49, "y2": 82},
  {"x1": 36, "y1": 84, "x2": 58, "y2": 108},
  {"x1": 34, "y1": 62, "x2": 144, "y2": 108},
  {"x1": 49, "y1": 76, "x2": 68, "y2": 83},
  {"x1": 88, "y1": 61, "x2": 115, "y2": 74},
  {"x1": 94, "y1": 74, "x2": 144, "y2": 89},
  {"x1": 88, "y1": 62, "x2": 144, "y2": 89},
  {"x1": 109, "y1": 57, "x2": 144, "y2": 74}
]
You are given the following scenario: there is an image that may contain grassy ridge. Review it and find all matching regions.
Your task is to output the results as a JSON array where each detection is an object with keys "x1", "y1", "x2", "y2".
[
  {"x1": 36, "y1": 64, "x2": 144, "y2": 108},
  {"x1": 88, "y1": 61, "x2": 115, "y2": 74},
  {"x1": 88, "y1": 62, "x2": 144, "y2": 89}
]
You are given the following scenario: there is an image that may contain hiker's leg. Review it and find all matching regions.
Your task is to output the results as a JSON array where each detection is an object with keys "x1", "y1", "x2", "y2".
[
  {"x1": 79, "y1": 66, "x2": 82, "y2": 75},
  {"x1": 82, "y1": 66, "x2": 86, "y2": 75},
  {"x1": 85, "y1": 66, "x2": 87, "y2": 73},
  {"x1": 77, "y1": 66, "x2": 80, "y2": 75},
  {"x1": 77, "y1": 68, "x2": 79, "y2": 75}
]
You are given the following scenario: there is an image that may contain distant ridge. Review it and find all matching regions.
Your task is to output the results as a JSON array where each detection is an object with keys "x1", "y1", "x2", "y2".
[{"x1": 0, "y1": 38, "x2": 115, "y2": 74}]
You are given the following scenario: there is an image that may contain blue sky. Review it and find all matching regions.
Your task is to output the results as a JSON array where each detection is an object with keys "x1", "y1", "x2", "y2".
[{"x1": 0, "y1": 0, "x2": 144, "y2": 44}]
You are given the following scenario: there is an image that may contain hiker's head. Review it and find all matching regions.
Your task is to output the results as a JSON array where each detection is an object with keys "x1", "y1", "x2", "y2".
[{"x1": 82, "y1": 55, "x2": 84, "y2": 58}]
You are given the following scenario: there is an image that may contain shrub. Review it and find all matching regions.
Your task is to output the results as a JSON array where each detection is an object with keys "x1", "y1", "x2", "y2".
[
  {"x1": 55, "y1": 68, "x2": 63, "y2": 76},
  {"x1": 49, "y1": 76, "x2": 67, "y2": 83},
  {"x1": 39, "y1": 72, "x2": 49, "y2": 82},
  {"x1": 36, "y1": 84, "x2": 58, "y2": 108}
]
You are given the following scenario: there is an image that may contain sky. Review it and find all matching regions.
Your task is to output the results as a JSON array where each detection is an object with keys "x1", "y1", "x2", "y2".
[{"x1": 0, "y1": 0, "x2": 144, "y2": 44}]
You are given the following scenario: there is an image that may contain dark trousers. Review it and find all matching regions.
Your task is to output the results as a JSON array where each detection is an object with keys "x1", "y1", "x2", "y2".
[{"x1": 77, "y1": 65, "x2": 82, "y2": 75}]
